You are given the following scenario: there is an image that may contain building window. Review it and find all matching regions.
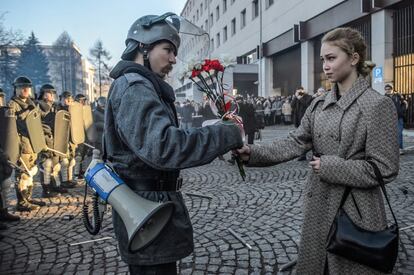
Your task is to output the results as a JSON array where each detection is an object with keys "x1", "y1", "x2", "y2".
[
  {"x1": 223, "y1": 0, "x2": 227, "y2": 13},
  {"x1": 205, "y1": 0, "x2": 208, "y2": 9},
  {"x1": 211, "y1": 38, "x2": 215, "y2": 51},
  {"x1": 200, "y1": 3, "x2": 203, "y2": 15},
  {"x1": 231, "y1": 18, "x2": 236, "y2": 35},
  {"x1": 205, "y1": 19, "x2": 208, "y2": 31},
  {"x1": 216, "y1": 5, "x2": 220, "y2": 20},
  {"x1": 216, "y1": 33, "x2": 220, "y2": 48},
  {"x1": 252, "y1": 0, "x2": 259, "y2": 19},
  {"x1": 197, "y1": 10, "x2": 199, "y2": 21},
  {"x1": 266, "y1": 0, "x2": 274, "y2": 8},
  {"x1": 210, "y1": 13, "x2": 213, "y2": 27},
  {"x1": 231, "y1": 0, "x2": 236, "y2": 4},
  {"x1": 193, "y1": 15, "x2": 195, "y2": 23},
  {"x1": 201, "y1": 24, "x2": 204, "y2": 30},
  {"x1": 223, "y1": 26, "x2": 228, "y2": 42},
  {"x1": 241, "y1": 9, "x2": 246, "y2": 29}
]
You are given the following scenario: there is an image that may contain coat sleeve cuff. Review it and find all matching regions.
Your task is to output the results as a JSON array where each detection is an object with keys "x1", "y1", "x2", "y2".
[
  {"x1": 319, "y1": 155, "x2": 344, "y2": 183},
  {"x1": 247, "y1": 145, "x2": 265, "y2": 166}
]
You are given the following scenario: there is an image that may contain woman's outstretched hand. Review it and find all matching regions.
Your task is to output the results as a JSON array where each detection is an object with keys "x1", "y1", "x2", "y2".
[{"x1": 233, "y1": 145, "x2": 251, "y2": 162}]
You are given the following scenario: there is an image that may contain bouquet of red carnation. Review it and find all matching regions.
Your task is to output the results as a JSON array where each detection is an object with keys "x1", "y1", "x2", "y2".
[{"x1": 189, "y1": 59, "x2": 246, "y2": 181}]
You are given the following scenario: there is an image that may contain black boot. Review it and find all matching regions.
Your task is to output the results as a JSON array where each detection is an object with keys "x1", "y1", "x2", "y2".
[
  {"x1": 50, "y1": 178, "x2": 68, "y2": 194},
  {"x1": 0, "y1": 222, "x2": 8, "y2": 230},
  {"x1": 0, "y1": 194, "x2": 20, "y2": 222},
  {"x1": 61, "y1": 180, "x2": 77, "y2": 189},
  {"x1": 41, "y1": 184, "x2": 59, "y2": 198},
  {"x1": 0, "y1": 209, "x2": 20, "y2": 222},
  {"x1": 27, "y1": 186, "x2": 46, "y2": 207},
  {"x1": 16, "y1": 189, "x2": 40, "y2": 212}
]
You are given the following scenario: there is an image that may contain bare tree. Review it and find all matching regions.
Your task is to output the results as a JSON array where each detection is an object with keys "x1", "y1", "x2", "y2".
[
  {"x1": 89, "y1": 40, "x2": 111, "y2": 96},
  {"x1": 50, "y1": 31, "x2": 73, "y2": 93},
  {"x1": 0, "y1": 12, "x2": 24, "y2": 97}
]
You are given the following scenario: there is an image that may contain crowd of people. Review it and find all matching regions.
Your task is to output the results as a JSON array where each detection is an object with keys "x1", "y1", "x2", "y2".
[{"x1": 0, "y1": 78, "x2": 106, "y2": 240}]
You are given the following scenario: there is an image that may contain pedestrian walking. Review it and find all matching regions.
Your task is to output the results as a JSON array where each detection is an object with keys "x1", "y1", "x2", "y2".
[{"x1": 385, "y1": 84, "x2": 407, "y2": 154}]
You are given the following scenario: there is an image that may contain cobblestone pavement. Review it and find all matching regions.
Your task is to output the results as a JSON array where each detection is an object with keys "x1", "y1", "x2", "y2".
[{"x1": 0, "y1": 125, "x2": 413, "y2": 274}]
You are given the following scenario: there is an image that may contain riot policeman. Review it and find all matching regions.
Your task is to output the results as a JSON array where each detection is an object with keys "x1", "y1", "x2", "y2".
[
  {"x1": 73, "y1": 93, "x2": 89, "y2": 181},
  {"x1": 37, "y1": 84, "x2": 67, "y2": 196},
  {"x1": 0, "y1": 148, "x2": 18, "y2": 239},
  {"x1": 8, "y1": 76, "x2": 46, "y2": 211},
  {"x1": 0, "y1": 88, "x2": 6, "y2": 107},
  {"x1": 92, "y1": 96, "x2": 106, "y2": 152},
  {"x1": 57, "y1": 91, "x2": 77, "y2": 189},
  {"x1": 105, "y1": 13, "x2": 243, "y2": 274}
]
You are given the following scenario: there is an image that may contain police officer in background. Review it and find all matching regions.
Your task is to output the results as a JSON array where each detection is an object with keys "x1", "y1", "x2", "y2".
[
  {"x1": 37, "y1": 84, "x2": 66, "y2": 196},
  {"x1": 0, "y1": 149, "x2": 17, "y2": 240},
  {"x1": 0, "y1": 88, "x2": 6, "y2": 107},
  {"x1": 92, "y1": 96, "x2": 106, "y2": 153},
  {"x1": 8, "y1": 76, "x2": 46, "y2": 211},
  {"x1": 73, "y1": 93, "x2": 89, "y2": 181},
  {"x1": 0, "y1": 94, "x2": 21, "y2": 225},
  {"x1": 57, "y1": 91, "x2": 77, "y2": 189},
  {"x1": 105, "y1": 13, "x2": 243, "y2": 274}
]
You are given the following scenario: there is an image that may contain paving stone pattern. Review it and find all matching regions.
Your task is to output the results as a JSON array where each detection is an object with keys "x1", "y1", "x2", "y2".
[{"x1": 0, "y1": 125, "x2": 413, "y2": 274}]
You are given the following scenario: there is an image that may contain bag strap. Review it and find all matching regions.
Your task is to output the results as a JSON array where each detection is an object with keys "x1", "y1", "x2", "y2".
[
  {"x1": 367, "y1": 161, "x2": 399, "y2": 227},
  {"x1": 337, "y1": 161, "x2": 398, "y2": 227}
]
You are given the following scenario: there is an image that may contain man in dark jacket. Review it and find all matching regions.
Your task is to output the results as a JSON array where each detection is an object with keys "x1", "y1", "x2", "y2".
[
  {"x1": 104, "y1": 13, "x2": 243, "y2": 274},
  {"x1": 180, "y1": 99, "x2": 194, "y2": 129},
  {"x1": 385, "y1": 84, "x2": 407, "y2": 152},
  {"x1": 237, "y1": 96, "x2": 256, "y2": 145},
  {"x1": 92, "y1": 96, "x2": 106, "y2": 153},
  {"x1": 291, "y1": 86, "x2": 313, "y2": 161}
]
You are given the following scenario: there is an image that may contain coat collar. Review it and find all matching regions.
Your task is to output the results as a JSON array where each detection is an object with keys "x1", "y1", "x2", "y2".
[{"x1": 322, "y1": 76, "x2": 370, "y2": 111}]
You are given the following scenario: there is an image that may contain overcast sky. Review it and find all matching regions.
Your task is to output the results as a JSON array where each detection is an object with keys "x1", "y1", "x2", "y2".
[{"x1": 1, "y1": 0, "x2": 187, "y2": 66}]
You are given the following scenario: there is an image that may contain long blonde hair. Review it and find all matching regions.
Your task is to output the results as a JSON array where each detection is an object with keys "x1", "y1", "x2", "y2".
[{"x1": 322, "y1": 27, "x2": 370, "y2": 77}]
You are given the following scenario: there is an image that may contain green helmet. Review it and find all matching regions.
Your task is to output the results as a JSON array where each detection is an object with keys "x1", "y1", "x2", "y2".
[
  {"x1": 61, "y1": 91, "x2": 73, "y2": 99},
  {"x1": 122, "y1": 12, "x2": 181, "y2": 60},
  {"x1": 38, "y1": 84, "x2": 56, "y2": 99},
  {"x1": 13, "y1": 76, "x2": 32, "y2": 88}
]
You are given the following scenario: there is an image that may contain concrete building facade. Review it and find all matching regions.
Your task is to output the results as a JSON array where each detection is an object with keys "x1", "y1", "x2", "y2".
[{"x1": 174, "y1": 0, "x2": 414, "y2": 122}]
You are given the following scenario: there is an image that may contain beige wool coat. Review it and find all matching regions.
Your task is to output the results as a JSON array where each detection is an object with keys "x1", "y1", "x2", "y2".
[{"x1": 248, "y1": 77, "x2": 399, "y2": 274}]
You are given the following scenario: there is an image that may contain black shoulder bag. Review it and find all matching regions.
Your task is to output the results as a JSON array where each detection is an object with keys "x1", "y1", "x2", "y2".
[{"x1": 326, "y1": 161, "x2": 399, "y2": 273}]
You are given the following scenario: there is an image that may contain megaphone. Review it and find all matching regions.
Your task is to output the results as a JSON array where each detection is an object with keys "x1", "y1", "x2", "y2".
[{"x1": 83, "y1": 155, "x2": 174, "y2": 252}]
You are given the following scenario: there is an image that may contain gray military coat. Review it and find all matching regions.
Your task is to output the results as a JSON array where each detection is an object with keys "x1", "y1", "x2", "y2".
[
  {"x1": 105, "y1": 61, "x2": 243, "y2": 265},
  {"x1": 248, "y1": 77, "x2": 399, "y2": 274}
]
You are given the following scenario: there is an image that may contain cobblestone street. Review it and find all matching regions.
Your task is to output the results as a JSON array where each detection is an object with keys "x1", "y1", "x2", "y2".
[{"x1": 1, "y1": 125, "x2": 413, "y2": 274}]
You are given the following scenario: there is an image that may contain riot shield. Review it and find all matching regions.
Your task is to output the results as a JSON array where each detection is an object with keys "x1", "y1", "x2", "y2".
[
  {"x1": 69, "y1": 102, "x2": 85, "y2": 144},
  {"x1": 0, "y1": 107, "x2": 19, "y2": 164},
  {"x1": 83, "y1": 104, "x2": 97, "y2": 143},
  {"x1": 54, "y1": 110, "x2": 70, "y2": 154},
  {"x1": 26, "y1": 109, "x2": 47, "y2": 153}
]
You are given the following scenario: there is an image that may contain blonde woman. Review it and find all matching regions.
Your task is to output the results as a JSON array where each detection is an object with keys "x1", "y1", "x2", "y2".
[{"x1": 236, "y1": 27, "x2": 399, "y2": 274}]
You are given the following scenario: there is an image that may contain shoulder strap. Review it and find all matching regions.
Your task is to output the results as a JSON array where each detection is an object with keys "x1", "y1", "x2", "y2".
[
  {"x1": 337, "y1": 161, "x2": 398, "y2": 227},
  {"x1": 367, "y1": 161, "x2": 399, "y2": 227}
]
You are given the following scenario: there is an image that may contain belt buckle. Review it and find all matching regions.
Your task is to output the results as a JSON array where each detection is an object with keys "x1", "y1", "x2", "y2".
[{"x1": 175, "y1": 177, "x2": 183, "y2": 191}]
